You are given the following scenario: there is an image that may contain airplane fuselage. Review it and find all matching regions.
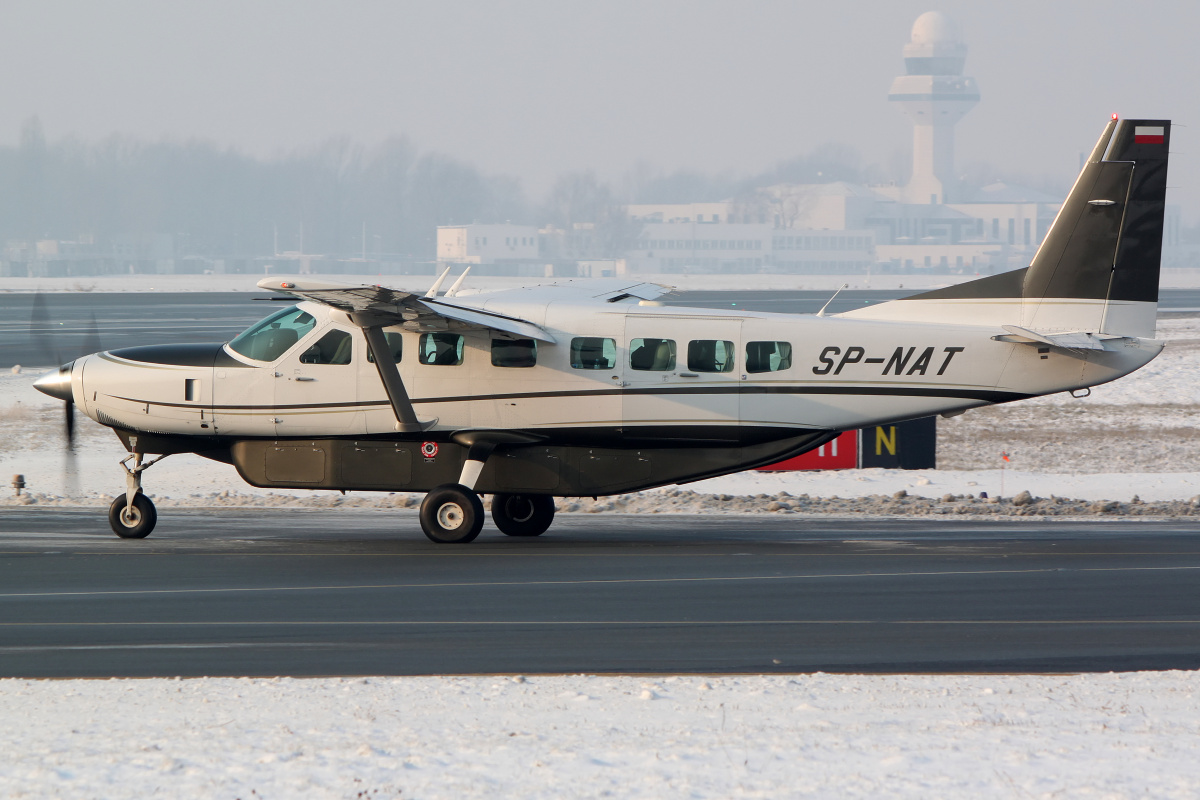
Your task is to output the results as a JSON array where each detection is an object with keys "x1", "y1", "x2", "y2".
[{"x1": 63, "y1": 297, "x2": 1161, "y2": 496}]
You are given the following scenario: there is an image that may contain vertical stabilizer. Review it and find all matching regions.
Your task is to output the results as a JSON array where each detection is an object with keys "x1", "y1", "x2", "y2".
[
  {"x1": 844, "y1": 117, "x2": 1171, "y2": 338},
  {"x1": 1022, "y1": 117, "x2": 1170, "y2": 336}
]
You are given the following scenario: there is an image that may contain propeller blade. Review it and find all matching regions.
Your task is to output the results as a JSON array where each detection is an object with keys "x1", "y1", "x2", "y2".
[
  {"x1": 63, "y1": 397, "x2": 79, "y2": 497},
  {"x1": 28, "y1": 290, "x2": 60, "y2": 366},
  {"x1": 77, "y1": 311, "x2": 102, "y2": 360},
  {"x1": 64, "y1": 397, "x2": 75, "y2": 449}
]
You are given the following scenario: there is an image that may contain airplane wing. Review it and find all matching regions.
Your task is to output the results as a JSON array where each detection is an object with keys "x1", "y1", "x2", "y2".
[{"x1": 256, "y1": 278, "x2": 557, "y2": 343}]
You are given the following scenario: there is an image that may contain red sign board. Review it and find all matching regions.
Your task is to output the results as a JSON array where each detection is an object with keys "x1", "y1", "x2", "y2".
[{"x1": 756, "y1": 430, "x2": 858, "y2": 471}]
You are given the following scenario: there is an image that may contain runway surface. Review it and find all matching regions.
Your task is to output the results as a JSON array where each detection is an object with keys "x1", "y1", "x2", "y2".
[
  {"x1": 6, "y1": 289, "x2": 1200, "y2": 368},
  {"x1": 2, "y1": 508, "x2": 1199, "y2": 677}
]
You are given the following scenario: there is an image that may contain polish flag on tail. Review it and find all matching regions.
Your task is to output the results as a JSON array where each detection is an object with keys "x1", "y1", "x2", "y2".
[{"x1": 1134, "y1": 125, "x2": 1165, "y2": 144}]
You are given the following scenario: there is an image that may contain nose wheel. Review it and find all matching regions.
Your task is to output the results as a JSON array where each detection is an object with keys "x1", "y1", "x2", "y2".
[
  {"x1": 108, "y1": 452, "x2": 168, "y2": 539},
  {"x1": 108, "y1": 493, "x2": 157, "y2": 538}
]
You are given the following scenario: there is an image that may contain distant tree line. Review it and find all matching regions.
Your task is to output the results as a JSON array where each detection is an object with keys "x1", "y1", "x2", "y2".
[{"x1": 0, "y1": 117, "x2": 530, "y2": 260}]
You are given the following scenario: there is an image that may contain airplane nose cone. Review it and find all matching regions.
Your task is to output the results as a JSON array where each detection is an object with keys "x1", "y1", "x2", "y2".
[{"x1": 33, "y1": 362, "x2": 75, "y2": 402}]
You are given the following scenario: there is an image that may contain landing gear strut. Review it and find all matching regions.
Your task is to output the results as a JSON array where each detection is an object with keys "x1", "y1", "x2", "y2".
[{"x1": 108, "y1": 453, "x2": 168, "y2": 539}]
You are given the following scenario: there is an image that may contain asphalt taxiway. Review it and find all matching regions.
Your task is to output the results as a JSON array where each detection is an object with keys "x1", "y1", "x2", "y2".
[{"x1": 1, "y1": 508, "x2": 1198, "y2": 677}]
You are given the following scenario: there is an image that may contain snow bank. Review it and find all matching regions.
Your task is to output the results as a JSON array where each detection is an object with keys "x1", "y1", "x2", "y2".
[{"x1": 4, "y1": 672, "x2": 1199, "y2": 799}]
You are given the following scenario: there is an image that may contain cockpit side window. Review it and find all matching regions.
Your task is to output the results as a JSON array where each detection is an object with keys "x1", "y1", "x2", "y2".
[
  {"x1": 300, "y1": 329, "x2": 353, "y2": 365},
  {"x1": 228, "y1": 306, "x2": 316, "y2": 362}
]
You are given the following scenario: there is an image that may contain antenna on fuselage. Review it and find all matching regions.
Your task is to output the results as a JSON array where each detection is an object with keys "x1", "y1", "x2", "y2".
[
  {"x1": 425, "y1": 266, "x2": 453, "y2": 298},
  {"x1": 816, "y1": 283, "x2": 849, "y2": 317},
  {"x1": 444, "y1": 266, "x2": 471, "y2": 298}
]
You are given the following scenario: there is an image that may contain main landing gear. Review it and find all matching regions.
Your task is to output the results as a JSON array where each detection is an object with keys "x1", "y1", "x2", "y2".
[
  {"x1": 108, "y1": 453, "x2": 168, "y2": 539},
  {"x1": 418, "y1": 487, "x2": 557, "y2": 544},
  {"x1": 417, "y1": 439, "x2": 556, "y2": 544},
  {"x1": 490, "y1": 493, "x2": 555, "y2": 537}
]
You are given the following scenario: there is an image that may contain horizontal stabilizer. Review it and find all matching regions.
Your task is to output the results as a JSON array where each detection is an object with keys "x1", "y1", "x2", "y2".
[{"x1": 996, "y1": 324, "x2": 1118, "y2": 351}]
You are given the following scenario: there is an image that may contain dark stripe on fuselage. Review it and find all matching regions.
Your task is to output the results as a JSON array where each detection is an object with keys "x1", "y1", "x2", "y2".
[{"x1": 110, "y1": 383, "x2": 1029, "y2": 412}]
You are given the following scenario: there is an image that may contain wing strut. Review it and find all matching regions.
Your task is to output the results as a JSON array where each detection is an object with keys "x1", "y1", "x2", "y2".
[{"x1": 359, "y1": 323, "x2": 438, "y2": 433}]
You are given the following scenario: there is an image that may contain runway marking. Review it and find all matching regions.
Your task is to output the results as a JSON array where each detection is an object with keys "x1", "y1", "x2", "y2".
[
  {"x1": 2, "y1": 563, "x2": 1200, "y2": 599},
  {"x1": 3, "y1": 619, "x2": 1200, "y2": 629}
]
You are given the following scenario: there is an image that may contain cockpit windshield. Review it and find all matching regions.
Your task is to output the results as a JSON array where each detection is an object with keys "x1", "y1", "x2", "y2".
[{"x1": 228, "y1": 305, "x2": 316, "y2": 362}]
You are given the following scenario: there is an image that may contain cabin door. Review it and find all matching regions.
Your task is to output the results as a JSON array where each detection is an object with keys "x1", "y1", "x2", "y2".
[
  {"x1": 622, "y1": 315, "x2": 742, "y2": 443},
  {"x1": 272, "y1": 323, "x2": 363, "y2": 436}
]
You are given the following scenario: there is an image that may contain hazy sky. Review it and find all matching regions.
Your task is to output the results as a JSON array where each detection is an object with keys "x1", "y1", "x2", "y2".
[{"x1": 1, "y1": 0, "x2": 1196, "y2": 218}]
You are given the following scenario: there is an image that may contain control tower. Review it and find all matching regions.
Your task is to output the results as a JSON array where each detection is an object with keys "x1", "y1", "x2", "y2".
[{"x1": 888, "y1": 11, "x2": 979, "y2": 204}]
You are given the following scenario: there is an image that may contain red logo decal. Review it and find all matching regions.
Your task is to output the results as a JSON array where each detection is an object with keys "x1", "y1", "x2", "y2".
[{"x1": 421, "y1": 441, "x2": 439, "y2": 459}]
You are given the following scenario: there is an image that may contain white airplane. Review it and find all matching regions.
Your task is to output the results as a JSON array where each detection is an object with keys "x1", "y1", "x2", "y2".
[{"x1": 35, "y1": 116, "x2": 1171, "y2": 543}]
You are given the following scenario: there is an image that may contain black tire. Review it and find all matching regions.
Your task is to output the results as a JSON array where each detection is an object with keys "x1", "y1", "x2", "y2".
[
  {"x1": 108, "y1": 493, "x2": 157, "y2": 539},
  {"x1": 419, "y1": 484, "x2": 484, "y2": 544},
  {"x1": 491, "y1": 493, "x2": 555, "y2": 537}
]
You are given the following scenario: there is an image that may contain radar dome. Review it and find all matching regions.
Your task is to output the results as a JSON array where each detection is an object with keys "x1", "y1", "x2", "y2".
[{"x1": 911, "y1": 11, "x2": 960, "y2": 45}]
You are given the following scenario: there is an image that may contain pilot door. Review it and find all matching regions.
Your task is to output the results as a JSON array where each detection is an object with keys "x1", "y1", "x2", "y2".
[
  {"x1": 272, "y1": 324, "x2": 364, "y2": 436},
  {"x1": 622, "y1": 315, "x2": 742, "y2": 442}
]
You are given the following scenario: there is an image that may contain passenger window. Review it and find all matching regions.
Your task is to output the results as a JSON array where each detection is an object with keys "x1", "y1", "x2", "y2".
[
  {"x1": 629, "y1": 338, "x2": 676, "y2": 371},
  {"x1": 418, "y1": 332, "x2": 464, "y2": 366},
  {"x1": 492, "y1": 338, "x2": 537, "y2": 368},
  {"x1": 299, "y1": 329, "x2": 353, "y2": 365},
  {"x1": 228, "y1": 305, "x2": 316, "y2": 362},
  {"x1": 367, "y1": 331, "x2": 403, "y2": 364},
  {"x1": 570, "y1": 337, "x2": 616, "y2": 370},
  {"x1": 745, "y1": 341, "x2": 792, "y2": 373},
  {"x1": 687, "y1": 340, "x2": 735, "y2": 373}
]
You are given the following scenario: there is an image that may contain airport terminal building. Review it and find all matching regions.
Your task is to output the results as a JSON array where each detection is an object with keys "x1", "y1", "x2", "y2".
[{"x1": 623, "y1": 12, "x2": 1181, "y2": 277}]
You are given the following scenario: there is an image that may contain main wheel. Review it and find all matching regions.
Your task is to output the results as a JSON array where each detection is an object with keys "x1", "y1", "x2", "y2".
[
  {"x1": 108, "y1": 493, "x2": 157, "y2": 539},
  {"x1": 419, "y1": 484, "x2": 484, "y2": 544},
  {"x1": 490, "y1": 493, "x2": 555, "y2": 537}
]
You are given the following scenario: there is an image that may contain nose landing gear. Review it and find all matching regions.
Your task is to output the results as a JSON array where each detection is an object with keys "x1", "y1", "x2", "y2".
[{"x1": 108, "y1": 453, "x2": 168, "y2": 539}]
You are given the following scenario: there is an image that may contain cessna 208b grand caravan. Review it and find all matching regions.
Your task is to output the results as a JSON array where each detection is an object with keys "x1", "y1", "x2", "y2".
[{"x1": 35, "y1": 116, "x2": 1171, "y2": 543}]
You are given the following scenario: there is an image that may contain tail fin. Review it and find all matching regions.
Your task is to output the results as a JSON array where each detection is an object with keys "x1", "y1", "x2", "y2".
[
  {"x1": 1022, "y1": 117, "x2": 1170, "y2": 335},
  {"x1": 845, "y1": 117, "x2": 1171, "y2": 338}
]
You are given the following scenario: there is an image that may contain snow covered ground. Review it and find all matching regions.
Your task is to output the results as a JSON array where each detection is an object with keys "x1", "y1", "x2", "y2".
[{"x1": 4, "y1": 672, "x2": 1200, "y2": 799}]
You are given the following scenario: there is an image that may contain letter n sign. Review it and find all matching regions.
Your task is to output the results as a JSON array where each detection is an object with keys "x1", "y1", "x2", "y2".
[{"x1": 858, "y1": 417, "x2": 937, "y2": 469}]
